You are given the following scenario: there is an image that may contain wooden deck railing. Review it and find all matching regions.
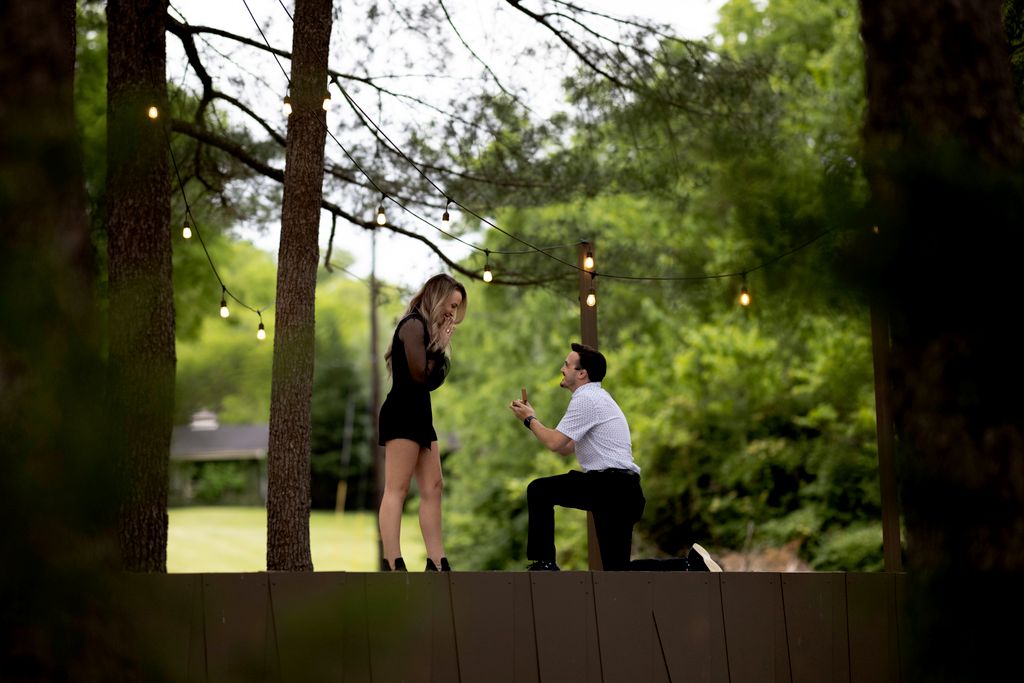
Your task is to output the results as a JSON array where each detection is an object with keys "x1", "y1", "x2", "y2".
[{"x1": 118, "y1": 571, "x2": 905, "y2": 682}]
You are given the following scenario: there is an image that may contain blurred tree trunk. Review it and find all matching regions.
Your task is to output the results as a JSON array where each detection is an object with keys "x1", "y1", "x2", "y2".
[
  {"x1": 266, "y1": 0, "x2": 333, "y2": 571},
  {"x1": 0, "y1": 1, "x2": 125, "y2": 677},
  {"x1": 106, "y1": 0, "x2": 174, "y2": 572},
  {"x1": 859, "y1": 0, "x2": 1024, "y2": 678}
]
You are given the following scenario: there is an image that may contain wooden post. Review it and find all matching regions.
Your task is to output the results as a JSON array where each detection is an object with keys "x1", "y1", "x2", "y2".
[
  {"x1": 870, "y1": 299, "x2": 902, "y2": 571},
  {"x1": 578, "y1": 242, "x2": 602, "y2": 570},
  {"x1": 370, "y1": 229, "x2": 385, "y2": 566}
]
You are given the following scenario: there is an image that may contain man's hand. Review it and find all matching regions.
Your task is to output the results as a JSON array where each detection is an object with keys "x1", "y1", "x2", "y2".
[{"x1": 510, "y1": 399, "x2": 534, "y2": 422}]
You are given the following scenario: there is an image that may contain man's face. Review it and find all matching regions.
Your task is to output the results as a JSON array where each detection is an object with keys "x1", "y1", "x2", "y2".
[{"x1": 560, "y1": 351, "x2": 584, "y2": 390}]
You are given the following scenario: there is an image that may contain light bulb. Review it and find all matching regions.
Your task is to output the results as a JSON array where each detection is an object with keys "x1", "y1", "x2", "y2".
[
  {"x1": 739, "y1": 286, "x2": 751, "y2": 307},
  {"x1": 147, "y1": 106, "x2": 159, "y2": 119},
  {"x1": 441, "y1": 210, "x2": 450, "y2": 224},
  {"x1": 283, "y1": 95, "x2": 292, "y2": 116},
  {"x1": 583, "y1": 252, "x2": 595, "y2": 271},
  {"x1": 322, "y1": 92, "x2": 331, "y2": 111},
  {"x1": 376, "y1": 205, "x2": 386, "y2": 226},
  {"x1": 257, "y1": 322, "x2": 266, "y2": 340},
  {"x1": 483, "y1": 268, "x2": 493, "y2": 283},
  {"x1": 586, "y1": 290, "x2": 597, "y2": 307},
  {"x1": 220, "y1": 298, "x2": 229, "y2": 318},
  {"x1": 182, "y1": 219, "x2": 192, "y2": 239}
]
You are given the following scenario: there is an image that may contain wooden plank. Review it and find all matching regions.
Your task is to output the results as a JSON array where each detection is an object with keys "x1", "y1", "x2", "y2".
[
  {"x1": 118, "y1": 573, "x2": 200, "y2": 683},
  {"x1": 651, "y1": 573, "x2": 728, "y2": 683},
  {"x1": 592, "y1": 572, "x2": 655, "y2": 683},
  {"x1": 893, "y1": 573, "x2": 908, "y2": 683},
  {"x1": 846, "y1": 573, "x2": 896, "y2": 683},
  {"x1": 449, "y1": 572, "x2": 515, "y2": 682},
  {"x1": 582, "y1": 573, "x2": 602, "y2": 683},
  {"x1": 721, "y1": 573, "x2": 790, "y2": 683},
  {"x1": 339, "y1": 573, "x2": 371, "y2": 683},
  {"x1": 364, "y1": 573, "x2": 433, "y2": 683},
  {"x1": 268, "y1": 572, "x2": 346, "y2": 683},
  {"x1": 512, "y1": 572, "x2": 540, "y2": 683},
  {"x1": 426, "y1": 572, "x2": 460, "y2": 683},
  {"x1": 781, "y1": 573, "x2": 850, "y2": 683},
  {"x1": 530, "y1": 572, "x2": 591, "y2": 683},
  {"x1": 203, "y1": 573, "x2": 271, "y2": 683}
]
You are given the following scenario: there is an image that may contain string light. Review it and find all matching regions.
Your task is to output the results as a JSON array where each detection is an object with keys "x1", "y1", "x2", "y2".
[
  {"x1": 283, "y1": 94, "x2": 292, "y2": 116},
  {"x1": 441, "y1": 198, "x2": 451, "y2": 224},
  {"x1": 375, "y1": 195, "x2": 387, "y2": 226},
  {"x1": 738, "y1": 274, "x2": 751, "y2": 307},
  {"x1": 322, "y1": 91, "x2": 331, "y2": 111},
  {"x1": 482, "y1": 250, "x2": 493, "y2": 283},
  {"x1": 583, "y1": 251, "x2": 595, "y2": 271},
  {"x1": 256, "y1": 312, "x2": 267, "y2": 340},
  {"x1": 586, "y1": 289, "x2": 597, "y2": 307},
  {"x1": 182, "y1": 218, "x2": 192, "y2": 239},
  {"x1": 147, "y1": 105, "x2": 159, "y2": 119},
  {"x1": 220, "y1": 287, "x2": 230, "y2": 318}
]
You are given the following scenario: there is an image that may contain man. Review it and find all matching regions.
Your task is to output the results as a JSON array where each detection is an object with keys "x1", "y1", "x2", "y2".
[
  {"x1": 510, "y1": 342, "x2": 721, "y2": 572},
  {"x1": 506, "y1": 343, "x2": 630, "y2": 570}
]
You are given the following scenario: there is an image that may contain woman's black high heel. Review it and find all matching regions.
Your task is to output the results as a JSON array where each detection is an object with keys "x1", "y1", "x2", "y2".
[
  {"x1": 381, "y1": 557, "x2": 407, "y2": 571},
  {"x1": 425, "y1": 557, "x2": 451, "y2": 571}
]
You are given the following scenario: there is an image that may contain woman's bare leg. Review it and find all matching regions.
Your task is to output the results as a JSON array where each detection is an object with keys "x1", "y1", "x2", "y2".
[
  {"x1": 415, "y1": 441, "x2": 446, "y2": 564},
  {"x1": 378, "y1": 439, "x2": 420, "y2": 568}
]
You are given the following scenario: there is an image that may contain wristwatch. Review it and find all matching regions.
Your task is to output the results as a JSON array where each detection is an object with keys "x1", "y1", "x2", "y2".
[{"x1": 523, "y1": 415, "x2": 537, "y2": 430}]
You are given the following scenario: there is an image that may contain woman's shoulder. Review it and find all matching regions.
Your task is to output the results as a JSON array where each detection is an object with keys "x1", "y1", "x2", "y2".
[{"x1": 396, "y1": 310, "x2": 429, "y2": 338}]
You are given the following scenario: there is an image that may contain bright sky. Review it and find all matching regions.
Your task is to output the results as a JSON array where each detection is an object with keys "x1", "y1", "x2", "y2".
[{"x1": 168, "y1": 0, "x2": 726, "y2": 288}]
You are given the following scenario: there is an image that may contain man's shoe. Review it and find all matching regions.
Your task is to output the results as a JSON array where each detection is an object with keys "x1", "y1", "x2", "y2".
[
  {"x1": 526, "y1": 560, "x2": 560, "y2": 571},
  {"x1": 687, "y1": 543, "x2": 722, "y2": 572}
]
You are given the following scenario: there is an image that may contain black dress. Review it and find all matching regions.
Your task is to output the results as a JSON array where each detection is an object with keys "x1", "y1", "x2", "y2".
[{"x1": 377, "y1": 310, "x2": 450, "y2": 448}]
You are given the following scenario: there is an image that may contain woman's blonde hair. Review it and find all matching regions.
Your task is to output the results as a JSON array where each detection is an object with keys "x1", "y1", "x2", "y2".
[{"x1": 385, "y1": 273, "x2": 467, "y2": 372}]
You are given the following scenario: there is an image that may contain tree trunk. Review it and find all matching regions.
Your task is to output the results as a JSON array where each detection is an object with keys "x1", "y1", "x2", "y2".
[
  {"x1": 0, "y1": 1, "x2": 125, "y2": 677},
  {"x1": 858, "y1": 1, "x2": 1024, "y2": 678},
  {"x1": 107, "y1": 0, "x2": 174, "y2": 572},
  {"x1": 266, "y1": 0, "x2": 333, "y2": 571}
]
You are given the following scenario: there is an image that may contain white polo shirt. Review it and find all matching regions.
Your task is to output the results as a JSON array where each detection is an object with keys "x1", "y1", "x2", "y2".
[{"x1": 556, "y1": 382, "x2": 639, "y2": 474}]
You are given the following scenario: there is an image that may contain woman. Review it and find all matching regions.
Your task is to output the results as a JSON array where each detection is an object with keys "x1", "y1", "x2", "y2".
[{"x1": 378, "y1": 273, "x2": 467, "y2": 571}]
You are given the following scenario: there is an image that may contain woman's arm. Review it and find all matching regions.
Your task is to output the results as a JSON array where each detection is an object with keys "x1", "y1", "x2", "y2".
[{"x1": 398, "y1": 318, "x2": 431, "y2": 384}]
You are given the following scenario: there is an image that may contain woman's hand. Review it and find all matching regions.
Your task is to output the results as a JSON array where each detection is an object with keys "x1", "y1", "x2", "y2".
[{"x1": 438, "y1": 313, "x2": 456, "y2": 347}]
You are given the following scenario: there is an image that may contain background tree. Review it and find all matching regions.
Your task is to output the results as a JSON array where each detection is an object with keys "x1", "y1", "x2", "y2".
[
  {"x1": 265, "y1": 0, "x2": 334, "y2": 571},
  {"x1": 858, "y1": 0, "x2": 1024, "y2": 678},
  {"x1": 106, "y1": 0, "x2": 175, "y2": 572}
]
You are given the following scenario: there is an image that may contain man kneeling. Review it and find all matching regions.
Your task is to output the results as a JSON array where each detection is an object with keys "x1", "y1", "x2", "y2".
[{"x1": 510, "y1": 343, "x2": 644, "y2": 571}]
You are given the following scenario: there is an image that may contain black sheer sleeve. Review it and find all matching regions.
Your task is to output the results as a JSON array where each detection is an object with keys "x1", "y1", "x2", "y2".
[
  {"x1": 398, "y1": 317, "x2": 430, "y2": 384},
  {"x1": 425, "y1": 351, "x2": 449, "y2": 390}
]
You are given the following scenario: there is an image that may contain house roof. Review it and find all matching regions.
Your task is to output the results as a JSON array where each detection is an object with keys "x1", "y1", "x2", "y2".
[{"x1": 170, "y1": 423, "x2": 269, "y2": 461}]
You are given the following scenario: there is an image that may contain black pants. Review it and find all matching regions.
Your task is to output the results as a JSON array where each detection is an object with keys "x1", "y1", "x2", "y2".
[{"x1": 527, "y1": 469, "x2": 645, "y2": 571}]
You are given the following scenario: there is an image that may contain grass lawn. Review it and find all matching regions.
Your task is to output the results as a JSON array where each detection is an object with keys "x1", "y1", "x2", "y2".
[{"x1": 168, "y1": 507, "x2": 427, "y2": 573}]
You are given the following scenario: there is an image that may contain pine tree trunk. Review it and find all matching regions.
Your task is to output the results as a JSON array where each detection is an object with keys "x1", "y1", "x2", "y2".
[
  {"x1": 859, "y1": 1, "x2": 1024, "y2": 678},
  {"x1": 106, "y1": 0, "x2": 174, "y2": 572},
  {"x1": 1, "y1": 1, "x2": 125, "y2": 677},
  {"x1": 266, "y1": 0, "x2": 333, "y2": 571}
]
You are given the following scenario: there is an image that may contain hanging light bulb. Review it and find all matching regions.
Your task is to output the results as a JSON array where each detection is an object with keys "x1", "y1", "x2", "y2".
[
  {"x1": 583, "y1": 251, "x2": 595, "y2": 271},
  {"x1": 442, "y1": 198, "x2": 451, "y2": 224},
  {"x1": 375, "y1": 195, "x2": 387, "y2": 226},
  {"x1": 322, "y1": 91, "x2": 331, "y2": 111},
  {"x1": 738, "y1": 275, "x2": 751, "y2": 307},
  {"x1": 283, "y1": 95, "x2": 292, "y2": 116},
  {"x1": 257, "y1": 321, "x2": 267, "y2": 340},
  {"x1": 586, "y1": 289, "x2": 597, "y2": 307},
  {"x1": 219, "y1": 288, "x2": 230, "y2": 318},
  {"x1": 147, "y1": 105, "x2": 159, "y2": 119},
  {"x1": 482, "y1": 250, "x2": 493, "y2": 282},
  {"x1": 182, "y1": 218, "x2": 192, "y2": 239}
]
